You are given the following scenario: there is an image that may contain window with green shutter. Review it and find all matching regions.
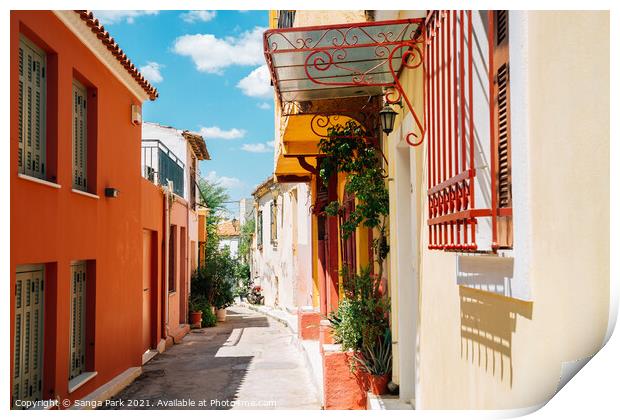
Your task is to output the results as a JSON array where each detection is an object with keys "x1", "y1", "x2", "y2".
[
  {"x1": 12, "y1": 265, "x2": 45, "y2": 409},
  {"x1": 69, "y1": 262, "x2": 87, "y2": 380},
  {"x1": 18, "y1": 37, "x2": 46, "y2": 180},
  {"x1": 72, "y1": 81, "x2": 88, "y2": 191}
]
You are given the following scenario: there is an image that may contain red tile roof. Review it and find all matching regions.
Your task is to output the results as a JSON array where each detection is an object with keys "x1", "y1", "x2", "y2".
[
  {"x1": 75, "y1": 10, "x2": 159, "y2": 100},
  {"x1": 217, "y1": 220, "x2": 240, "y2": 237}
]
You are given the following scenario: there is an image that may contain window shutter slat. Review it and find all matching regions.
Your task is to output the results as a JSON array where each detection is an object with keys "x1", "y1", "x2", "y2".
[
  {"x1": 72, "y1": 82, "x2": 88, "y2": 190},
  {"x1": 492, "y1": 10, "x2": 513, "y2": 248},
  {"x1": 18, "y1": 38, "x2": 46, "y2": 180},
  {"x1": 13, "y1": 267, "x2": 44, "y2": 408},
  {"x1": 69, "y1": 262, "x2": 87, "y2": 379}
]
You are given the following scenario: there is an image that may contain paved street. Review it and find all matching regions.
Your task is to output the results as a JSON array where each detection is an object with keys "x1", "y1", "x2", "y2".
[{"x1": 106, "y1": 306, "x2": 320, "y2": 410}]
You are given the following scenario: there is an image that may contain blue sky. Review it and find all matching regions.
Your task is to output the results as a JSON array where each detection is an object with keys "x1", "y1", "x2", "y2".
[{"x1": 95, "y1": 10, "x2": 274, "y2": 209}]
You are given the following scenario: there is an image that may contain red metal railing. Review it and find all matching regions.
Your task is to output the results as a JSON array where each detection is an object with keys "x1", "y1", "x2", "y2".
[{"x1": 425, "y1": 11, "x2": 490, "y2": 251}]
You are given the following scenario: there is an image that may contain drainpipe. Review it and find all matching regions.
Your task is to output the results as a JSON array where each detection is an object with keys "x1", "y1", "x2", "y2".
[
  {"x1": 164, "y1": 180, "x2": 172, "y2": 334},
  {"x1": 185, "y1": 177, "x2": 190, "y2": 325}
]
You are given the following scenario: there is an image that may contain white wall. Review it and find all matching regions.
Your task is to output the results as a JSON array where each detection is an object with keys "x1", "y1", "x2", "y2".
[
  {"x1": 251, "y1": 182, "x2": 313, "y2": 311},
  {"x1": 219, "y1": 237, "x2": 239, "y2": 258}
]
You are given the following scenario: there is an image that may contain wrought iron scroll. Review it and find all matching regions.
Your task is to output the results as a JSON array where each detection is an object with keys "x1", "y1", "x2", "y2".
[{"x1": 265, "y1": 19, "x2": 426, "y2": 147}]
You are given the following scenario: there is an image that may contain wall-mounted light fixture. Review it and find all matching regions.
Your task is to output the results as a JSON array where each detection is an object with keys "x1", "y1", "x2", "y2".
[
  {"x1": 379, "y1": 104, "x2": 398, "y2": 135},
  {"x1": 131, "y1": 104, "x2": 142, "y2": 126},
  {"x1": 105, "y1": 187, "x2": 120, "y2": 198}
]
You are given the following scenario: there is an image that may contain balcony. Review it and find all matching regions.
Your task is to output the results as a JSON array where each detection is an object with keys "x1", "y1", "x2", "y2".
[{"x1": 141, "y1": 139, "x2": 184, "y2": 197}]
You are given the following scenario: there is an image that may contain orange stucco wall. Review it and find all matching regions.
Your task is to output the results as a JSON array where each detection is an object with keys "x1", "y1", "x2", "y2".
[
  {"x1": 10, "y1": 11, "x2": 146, "y2": 404},
  {"x1": 140, "y1": 180, "x2": 192, "y2": 350}
]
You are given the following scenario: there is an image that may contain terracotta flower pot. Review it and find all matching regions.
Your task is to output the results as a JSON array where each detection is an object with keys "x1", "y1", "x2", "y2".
[
  {"x1": 368, "y1": 374, "x2": 389, "y2": 395},
  {"x1": 189, "y1": 311, "x2": 202, "y2": 327},
  {"x1": 216, "y1": 308, "x2": 227, "y2": 322}
]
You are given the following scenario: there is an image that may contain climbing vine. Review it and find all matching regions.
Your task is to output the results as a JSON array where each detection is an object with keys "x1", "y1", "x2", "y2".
[
  {"x1": 317, "y1": 120, "x2": 390, "y2": 273},
  {"x1": 319, "y1": 120, "x2": 392, "y2": 374}
]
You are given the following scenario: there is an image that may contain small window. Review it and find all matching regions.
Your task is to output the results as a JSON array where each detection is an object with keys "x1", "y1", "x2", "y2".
[
  {"x1": 69, "y1": 262, "x2": 87, "y2": 380},
  {"x1": 72, "y1": 80, "x2": 88, "y2": 191},
  {"x1": 18, "y1": 36, "x2": 47, "y2": 180},
  {"x1": 257, "y1": 210, "x2": 263, "y2": 248},
  {"x1": 270, "y1": 201, "x2": 277, "y2": 246}
]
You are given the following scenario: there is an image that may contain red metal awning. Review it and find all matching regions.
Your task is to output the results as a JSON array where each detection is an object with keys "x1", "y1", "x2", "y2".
[{"x1": 263, "y1": 18, "x2": 426, "y2": 146}]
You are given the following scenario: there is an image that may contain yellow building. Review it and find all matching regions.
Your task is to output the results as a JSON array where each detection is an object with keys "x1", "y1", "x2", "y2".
[{"x1": 265, "y1": 9, "x2": 610, "y2": 411}]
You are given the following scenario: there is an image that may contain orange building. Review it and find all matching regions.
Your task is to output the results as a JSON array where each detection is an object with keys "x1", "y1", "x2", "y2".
[{"x1": 10, "y1": 11, "x2": 158, "y2": 408}]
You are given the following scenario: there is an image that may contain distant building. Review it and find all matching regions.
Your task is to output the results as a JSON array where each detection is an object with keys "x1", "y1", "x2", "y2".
[
  {"x1": 141, "y1": 122, "x2": 210, "y2": 356},
  {"x1": 218, "y1": 219, "x2": 241, "y2": 258},
  {"x1": 251, "y1": 176, "x2": 313, "y2": 311}
]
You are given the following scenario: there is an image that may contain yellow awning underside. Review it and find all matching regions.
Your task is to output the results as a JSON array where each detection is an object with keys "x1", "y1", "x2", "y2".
[{"x1": 275, "y1": 114, "x2": 360, "y2": 181}]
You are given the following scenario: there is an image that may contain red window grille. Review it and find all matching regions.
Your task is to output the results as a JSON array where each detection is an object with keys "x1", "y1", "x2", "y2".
[{"x1": 424, "y1": 10, "x2": 513, "y2": 252}]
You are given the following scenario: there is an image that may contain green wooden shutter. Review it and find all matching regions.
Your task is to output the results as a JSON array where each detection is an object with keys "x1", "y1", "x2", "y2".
[
  {"x1": 69, "y1": 262, "x2": 87, "y2": 379},
  {"x1": 72, "y1": 81, "x2": 88, "y2": 190},
  {"x1": 13, "y1": 266, "x2": 45, "y2": 408},
  {"x1": 18, "y1": 37, "x2": 46, "y2": 179}
]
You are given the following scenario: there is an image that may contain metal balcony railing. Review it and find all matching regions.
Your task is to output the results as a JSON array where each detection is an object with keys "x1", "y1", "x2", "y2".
[{"x1": 141, "y1": 139, "x2": 185, "y2": 197}]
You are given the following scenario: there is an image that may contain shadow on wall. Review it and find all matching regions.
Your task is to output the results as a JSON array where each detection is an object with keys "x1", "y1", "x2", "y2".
[
  {"x1": 105, "y1": 308, "x2": 270, "y2": 410},
  {"x1": 459, "y1": 286, "x2": 533, "y2": 388}
]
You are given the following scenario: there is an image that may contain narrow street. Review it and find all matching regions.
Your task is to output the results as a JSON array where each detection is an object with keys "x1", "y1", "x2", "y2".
[{"x1": 107, "y1": 306, "x2": 320, "y2": 410}]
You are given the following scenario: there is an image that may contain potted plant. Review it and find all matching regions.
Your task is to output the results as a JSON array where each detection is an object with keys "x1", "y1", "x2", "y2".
[
  {"x1": 352, "y1": 329, "x2": 392, "y2": 395},
  {"x1": 188, "y1": 296, "x2": 203, "y2": 328},
  {"x1": 213, "y1": 278, "x2": 235, "y2": 322}
]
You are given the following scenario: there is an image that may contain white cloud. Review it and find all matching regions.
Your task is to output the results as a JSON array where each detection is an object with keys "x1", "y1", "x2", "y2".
[
  {"x1": 173, "y1": 27, "x2": 265, "y2": 74},
  {"x1": 241, "y1": 141, "x2": 274, "y2": 153},
  {"x1": 139, "y1": 62, "x2": 163, "y2": 83},
  {"x1": 181, "y1": 10, "x2": 216, "y2": 23},
  {"x1": 266, "y1": 141, "x2": 275, "y2": 147},
  {"x1": 205, "y1": 171, "x2": 243, "y2": 189},
  {"x1": 257, "y1": 102, "x2": 271, "y2": 110},
  {"x1": 237, "y1": 65, "x2": 273, "y2": 98},
  {"x1": 199, "y1": 126, "x2": 246, "y2": 140},
  {"x1": 93, "y1": 10, "x2": 158, "y2": 25}
]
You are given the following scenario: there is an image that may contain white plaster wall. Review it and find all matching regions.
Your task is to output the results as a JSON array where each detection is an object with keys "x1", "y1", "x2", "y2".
[
  {"x1": 219, "y1": 237, "x2": 239, "y2": 258},
  {"x1": 250, "y1": 182, "x2": 313, "y2": 311}
]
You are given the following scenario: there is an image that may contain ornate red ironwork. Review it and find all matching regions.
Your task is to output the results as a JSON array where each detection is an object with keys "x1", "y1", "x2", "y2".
[
  {"x1": 264, "y1": 18, "x2": 426, "y2": 147},
  {"x1": 425, "y1": 10, "x2": 483, "y2": 251}
]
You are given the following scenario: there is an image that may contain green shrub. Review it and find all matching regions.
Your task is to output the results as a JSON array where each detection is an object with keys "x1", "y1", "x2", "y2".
[
  {"x1": 201, "y1": 307, "x2": 217, "y2": 328},
  {"x1": 327, "y1": 266, "x2": 390, "y2": 373}
]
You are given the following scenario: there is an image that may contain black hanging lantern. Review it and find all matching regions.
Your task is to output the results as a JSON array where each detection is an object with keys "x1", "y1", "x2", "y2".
[{"x1": 379, "y1": 104, "x2": 398, "y2": 135}]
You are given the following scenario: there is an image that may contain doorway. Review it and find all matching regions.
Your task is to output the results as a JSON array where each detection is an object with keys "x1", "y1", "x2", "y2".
[{"x1": 142, "y1": 229, "x2": 156, "y2": 352}]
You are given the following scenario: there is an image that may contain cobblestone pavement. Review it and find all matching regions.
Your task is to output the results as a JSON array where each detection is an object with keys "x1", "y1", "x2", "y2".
[{"x1": 105, "y1": 306, "x2": 320, "y2": 410}]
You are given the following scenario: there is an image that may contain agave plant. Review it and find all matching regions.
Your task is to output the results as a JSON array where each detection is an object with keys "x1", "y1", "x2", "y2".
[{"x1": 352, "y1": 328, "x2": 392, "y2": 376}]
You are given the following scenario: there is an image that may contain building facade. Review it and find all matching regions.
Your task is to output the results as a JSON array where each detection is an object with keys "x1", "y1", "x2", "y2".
[
  {"x1": 218, "y1": 219, "x2": 241, "y2": 258},
  {"x1": 251, "y1": 177, "x2": 314, "y2": 312},
  {"x1": 264, "y1": 9, "x2": 610, "y2": 410},
  {"x1": 140, "y1": 122, "x2": 210, "y2": 354},
  {"x1": 10, "y1": 10, "x2": 158, "y2": 408}
]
